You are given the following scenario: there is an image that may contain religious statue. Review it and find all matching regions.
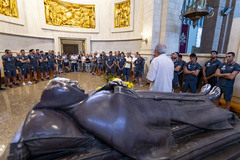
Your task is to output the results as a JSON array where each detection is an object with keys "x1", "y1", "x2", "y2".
[
  {"x1": 7, "y1": 78, "x2": 240, "y2": 160},
  {"x1": 115, "y1": 4, "x2": 121, "y2": 27},
  {"x1": 44, "y1": 0, "x2": 95, "y2": 29},
  {"x1": 115, "y1": 0, "x2": 130, "y2": 28},
  {"x1": 0, "y1": 0, "x2": 18, "y2": 18}
]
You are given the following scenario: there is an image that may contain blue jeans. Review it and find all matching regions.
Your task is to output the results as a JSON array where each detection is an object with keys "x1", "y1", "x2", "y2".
[
  {"x1": 86, "y1": 63, "x2": 90, "y2": 72},
  {"x1": 71, "y1": 63, "x2": 78, "y2": 72},
  {"x1": 124, "y1": 68, "x2": 130, "y2": 81}
]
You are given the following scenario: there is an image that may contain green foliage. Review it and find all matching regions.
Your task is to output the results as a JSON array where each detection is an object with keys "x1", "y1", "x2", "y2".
[{"x1": 104, "y1": 73, "x2": 115, "y2": 82}]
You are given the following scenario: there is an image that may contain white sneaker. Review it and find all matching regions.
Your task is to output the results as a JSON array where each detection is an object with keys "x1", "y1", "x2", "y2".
[
  {"x1": 140, "y1": 84, "x2": 144, "y2": 87},
  {"x1": 22, "y1": 82, "x2": 26, "y2": 86},
  {"x1": 28, "y1": 81, "x2": 32, "y2": 85}
]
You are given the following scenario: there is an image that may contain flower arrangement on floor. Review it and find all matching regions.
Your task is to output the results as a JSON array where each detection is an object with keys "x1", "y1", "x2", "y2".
[
  {"x1": 96, "y1": 78, "x2": 134, "y2": 90},
  {"x1": 103, "y1": 73, "x2": 115, "y2": 82}
]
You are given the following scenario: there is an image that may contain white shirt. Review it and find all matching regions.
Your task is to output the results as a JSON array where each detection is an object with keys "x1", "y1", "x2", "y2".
[
  {"x1": 71, "y1": 55, "x2": 78, "y2": 63},
  {"x1": 146, "y1": 54, "x2": 174, "y2": 92},
  {"x1": 125, "y1": 57, "x2": 132, "y2": 68},
  {"x1": 132, "y1": 57, "x2": 137, "y2": 67},
  {"x1": 81, "y1": 56, "x2": 86, "y2": 62}
]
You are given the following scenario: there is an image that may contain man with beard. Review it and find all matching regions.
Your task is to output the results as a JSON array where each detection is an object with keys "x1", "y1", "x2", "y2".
[
  {"x1": 57, "y1": 52, "x2": 63, "y2": 74},
  {"x1": 102, "y1": 51, "x2": 108, "y2": 74},
  {"x1": 106, "y1": 51, "x2": 115, "y2": 76},
  {"x1": 215, "y1": 52, "x2": 240, "y2": 110},
  {"x1": 36, "y1": 49, "x2": 40, "y2": 57},
  {"x1": 117, "y1": 52, "x2": 126, "y2": 80},
  {"x1": 47, "y1": 50, "x2": 57, "y2": 78},
  {"x1": 134, "y1": 53, "x2": 145, "y2": 87},
  {"x1": 91, "y1": 53, "x2": 98, "y2": 75},
  {"x1": 20, "y1": 49, "x2": 32, "y2": 86},
  {"x1": 171, "y1": 52, "x2": 181, "y2": 93},
  {"x1": 28, "y1": 49, "x2": 39, "y2": 83},
  {"x1": 39, "y1": 51, "x2": 49, "y2": 81},
  {"x1": 114, "y1": 51, "x2": 120, "y2": 77},
  {"x1": 2, "y1": 49, "x2": 19, "y2": 88},
  {"x1": 178, "y1": 54, "x2": 186, "y2": 91},
  {"x1": 15, "y1": 52, "x2": 22, "y2": 81},
  {"x1": 203, "y1": 51, "x2": 222, "y2": 88}
]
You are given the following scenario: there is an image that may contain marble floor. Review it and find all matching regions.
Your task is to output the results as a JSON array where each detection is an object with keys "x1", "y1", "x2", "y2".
[{"x1": 0, "y1": 72, "x2": 149, "y2": 158}]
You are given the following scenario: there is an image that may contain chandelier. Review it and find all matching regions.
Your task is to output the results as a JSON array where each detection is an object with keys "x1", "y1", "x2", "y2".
[{"x1": 180, "y1": 0, "x2": 214, "y2": 28}]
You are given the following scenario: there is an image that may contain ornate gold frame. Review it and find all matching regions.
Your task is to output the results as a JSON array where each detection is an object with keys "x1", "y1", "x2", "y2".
[
  {"x1": 0, "y1": 0, "x2": 18, "y2": 18},
  {"x1": 114, "y1": 0, "x2": 130, "y2": 28},
  {"x1": 44, "y1": 0, "x2": 95, "y2": 29}
]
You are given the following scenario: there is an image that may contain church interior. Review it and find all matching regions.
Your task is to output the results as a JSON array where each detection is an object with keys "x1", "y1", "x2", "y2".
[{"x1": 1, "y1": 0, "x2": 240, "y2": 159}]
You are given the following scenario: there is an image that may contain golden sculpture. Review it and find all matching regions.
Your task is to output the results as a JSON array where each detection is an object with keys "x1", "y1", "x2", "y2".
[
  {"x1": 0, "y1": 0, "x2": 18, "y2": 18},
  {"x1": 114, "y1": 0, "x2": 130, "y2": 28},
  {"x1": 44, "y1": 0, "x2": 95, "y2": 29}
]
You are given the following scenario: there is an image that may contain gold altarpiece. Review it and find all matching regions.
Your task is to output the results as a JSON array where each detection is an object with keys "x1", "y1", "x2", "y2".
[
  {"x1": 44, "y1": 0, "x2": 95, "y2": 29},
  {"x1": 0, "y1": 0, "x2": 18, "y2": 18},
  {"x1": 114, "y1": 0, "x2": 130, "y2": 28}
]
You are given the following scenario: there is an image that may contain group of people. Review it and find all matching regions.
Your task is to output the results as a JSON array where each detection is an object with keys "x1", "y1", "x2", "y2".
[
  {"x1": 147, "y1": 43, "x2": 240, "y2": 110},
  {"x1": 64, "y1": 51, "x2": 145, "y2": 86},
  {"x1": 1, "y1": 45, "x2": 239, "y2": 110},
  {"x1": 0, "y1": 49, "x2": 62, "y2": 89},
  {"x1": 0, "y1": 49, "x2": 146, "y2": 89}
]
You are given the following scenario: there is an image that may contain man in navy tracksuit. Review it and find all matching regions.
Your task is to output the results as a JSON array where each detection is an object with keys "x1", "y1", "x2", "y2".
[
  {"x1": 117, "y1": 52, "x2": 126, "y2": 80},
  {"x1": 19, "y1": 49, "x2": 32, "y2": 86},
  {"x1": 183, "y1": 53, "x2": 202, "y2": 93},
  {"x1": 203, "y1": 51, "x2": 222, "y2": 89},
  {"x1": 15, "y1": 52, "x2": 22, "y2": 81},
  {"x1": 2, "y1": 49, "x2": 19, "y2": 88},
  {"x1": 171, "y1": 52, "x2": 181, "y2": 93},
  {"x1": 28, "y1": 49, "x2": 39, "y2": 83},
  {"x1": 47, "y1": 50, "x2": 56, "y2": 78},
  {"x1": 215, "y1": 52, "x2": 240, "y2": 110},
  {"x1": 106, "y1": 51, "x2": 115, "y2": 76},
  {"x1": 178, "y1": 54, "x2": 186, "y2": 91},
  {"x1": 134, "y1": 53, "x2": 145, "y2": 87},
  {"x1": 39, "y1": 51, "x2": 49, "y2": 80},
  {"x1": 114, "y1": 51, "x2": 120, "y2": 77}
]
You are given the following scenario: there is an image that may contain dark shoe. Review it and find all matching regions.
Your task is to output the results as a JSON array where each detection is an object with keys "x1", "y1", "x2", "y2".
[
  {"x1": 42, "y1": 78, "x2": 44, "y2": 81},
  {"x1": 13, "y1": 83, "x2": 20, "y2": 86},
  {"x1": 145, "y1": 82, "x2": 150, "y2": 85},
  {"x1": 46, "y1": 77, "x2": 50, "y2": 80},
  {"x1": 35, "y1": 80, "x2": 38, "y2": 84},
  {"x1": 0, "y1": 88, "x2": 5, "y2": 90},
  {"x1": 5, "y1": 84, "x2": 7, "y2": 87},
  {"x1": 8, "y1": 85, "x2": 12, "y2": 88}
]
